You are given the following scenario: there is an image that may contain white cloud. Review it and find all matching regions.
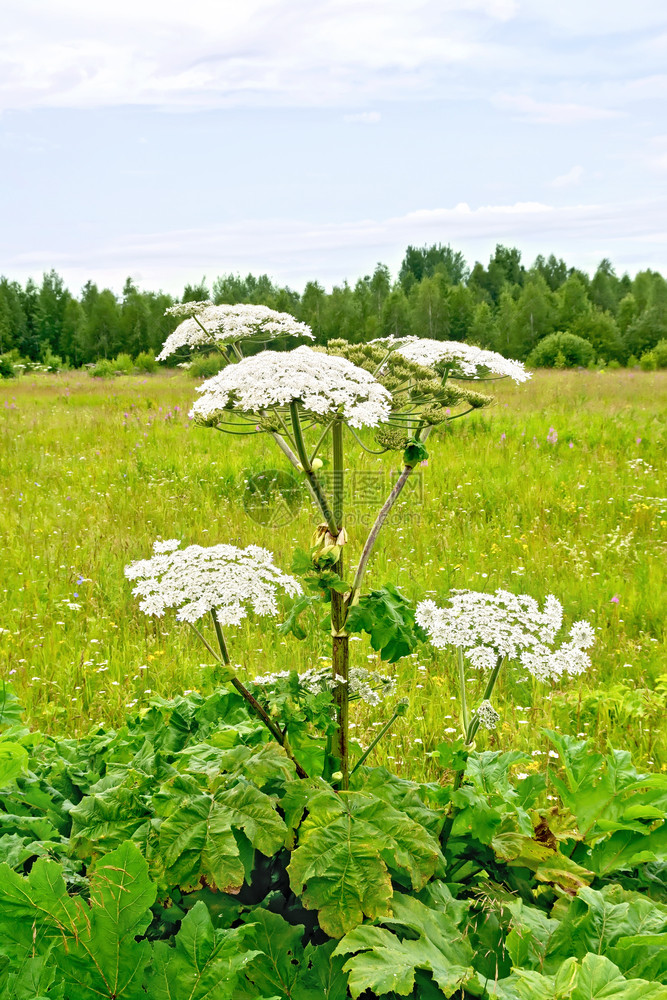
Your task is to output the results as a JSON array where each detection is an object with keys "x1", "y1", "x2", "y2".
[
  {"x1": 5, "y1": 197, "x2": 666, "y2": 294},
  {"x1": 493, "y1": 94, "x2": 621, "y2": 124},
  {"x1": 551, "y1": 164, "x2": 584, "y2": 187},
  {"x1": 0, "y1": 0, "x2": 508, "y2": 111},
  {"x1": 343, "y1": 111, "x2": 381, "y2": 123}
]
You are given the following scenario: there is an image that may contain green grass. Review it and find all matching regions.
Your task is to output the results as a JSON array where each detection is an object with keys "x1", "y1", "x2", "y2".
[{"x1": 1, "y1": 368, "x2": 665, "y2": 779}]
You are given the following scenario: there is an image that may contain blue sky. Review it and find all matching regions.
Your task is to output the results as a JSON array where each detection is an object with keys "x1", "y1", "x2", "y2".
[{"x1": 1, "y1": 0, "x2": 667, "y2": 294}]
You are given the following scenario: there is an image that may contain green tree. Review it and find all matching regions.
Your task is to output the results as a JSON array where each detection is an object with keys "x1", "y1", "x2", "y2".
[
  {"x1": 617, "y1": 293, "x2": 638, "y2": 335},
  {"x1": 574, "y1": 310, "x2": 625, "y2": 362},
  {"x1": 409, "y1": 275, "x2": 449, "y2": 340},
  {"x1": 468, "y1": 301, "x2": 498, "y2": 349},
  {"x1": 182, "y1": 279, "x2": 209, "y2": 302},
  {"x1": 37, "y1": 270, "x2": 69, "y2": 356},
  {"x1": 533, "y1": 254, "x2": 568, "y2": 291},
  {"x1": 369, "y1": 264, "x2": 392, "y2": 319},
  {"x1": 380, "y1": 286, "x2": 410, "y2": 339},
  {"x1": 446, "y1": 283, "x2": 475, "y2": 341},
  {"x1": 0, "y1": 279, "x2": 26, "y2": 355},
  {"x1": 300, "y1": 281, "x2": 327, "y2": 342},
  {"x1": 557, "y1": 274, "x2": 591, "y2": 330},
  {"x1": 510, "y1": 274, "x2": 557, "y2": 357},
  {"x1": 398, "y1": 243, "x2": 467, "y2": 293},
  {"x1": 589, "y1": 259, "x2": 621, "y2": 315}
]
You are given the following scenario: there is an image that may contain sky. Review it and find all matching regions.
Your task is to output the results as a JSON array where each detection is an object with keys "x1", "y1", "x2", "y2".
[{"x1": 1, "y1": 0, "x2": 667, "y2": 295}]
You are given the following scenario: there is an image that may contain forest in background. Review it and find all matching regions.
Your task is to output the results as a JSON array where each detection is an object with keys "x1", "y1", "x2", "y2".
[{"x1": 1, "y1": 242, "x2": 667, "y2": 368}]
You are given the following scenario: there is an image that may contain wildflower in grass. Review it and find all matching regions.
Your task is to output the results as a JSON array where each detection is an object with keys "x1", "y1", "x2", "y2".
[
  {"x1": 611, "y1": 594, "x2": 620, "y2": 604},
  {"x1": 125, "y1": 539, "x2": 302, "y2": 625},
  {"x1": 191, "y1": 345, "x2": 392, "y2": 429},
  {"x1": 415, "y1": 589, "x2": 595, "y2": 682},
  {"x1": 547, "y1": 426, "x2": 558, "y2": 444},
  {"x1": 373, "y1": 336, "x2": 530, "y2": 383},
  {"x1": 158, "y1": 303, "x2": 313, "y2": 360}
]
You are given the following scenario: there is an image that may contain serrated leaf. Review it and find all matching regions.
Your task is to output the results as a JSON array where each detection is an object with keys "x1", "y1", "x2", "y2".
[
  {"x1": 346, "y1": 584, "x2": 424, "y2": 663},
  {"x1": 146, "y1": 901, "x2": 259, "y2": 999},
  {"x1": 242, "y1": 908, "x2": 305, "y2": 998},
  {"x1": 334, "y1": 890, "x2": 475, "y2": 998},
  {"x1": 278, "y1": 594, "x2": 318, "y2": 640},
  {"x1": 544, "y1": 884, "x2": 667, "y2": 983},
  {"x1": 0, "y1": 740, "x2": 29, "y2": 787},
  {"x1": 288, "y1": 787, "x2": 393, "y2": 937},
  {"x1": 215, "y1": 780, "x2": 288, "y2": 856},
  {"x1": 298, "y1": 940, "x2": 349, "y2": 999},
  {"x1": 158, "y1": 793, "x2": 244, "y2": 892}
]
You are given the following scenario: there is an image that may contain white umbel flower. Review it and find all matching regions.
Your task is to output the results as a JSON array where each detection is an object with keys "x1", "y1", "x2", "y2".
[
  {"x1": 415, "y1": 589, "x2": 594, "y2": 682},
  {"x1": 125, "y1": 540, "x2": 302, "y2": 626},
  {"x1": 375, "y1": 336, "x2": 529, "y2": 383},
  {"x1": 158, "y1": 303, "x2": 313, "y2": 360},
  {"x1": 475, "y1": 700, "x2": 500, "y2": 730},
  {"x1": 191, "y1": 345, "x2": 392, "y2": 428}
]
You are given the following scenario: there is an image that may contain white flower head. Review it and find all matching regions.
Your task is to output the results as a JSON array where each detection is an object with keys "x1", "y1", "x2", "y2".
[
  {"x1": 125, "y1": 540, "x2": 302, "y2": 626},
  {"x1": 476, "y1": 700, "x2": 500, "y2": 730},
  {"x1": 251, "y1": 665, "x2": 395, "y2": 707},
  {"x1": 416, "y1": 589, "x2": 594, "y2": 682},
  {"x1": 190, "y1": 345, "x2": 392, "y2": 428},
  {"x1": 375, "y1": 336, "x2": 530, "y2": 383},
  {"x1": 158, "y1": 303, "x2": 314, "y2": 360}
]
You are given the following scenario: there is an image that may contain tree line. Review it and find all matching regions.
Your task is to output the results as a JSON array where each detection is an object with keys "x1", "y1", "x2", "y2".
[{"x1": 1, "y1": 243, "x2": 666, "y2": 367}]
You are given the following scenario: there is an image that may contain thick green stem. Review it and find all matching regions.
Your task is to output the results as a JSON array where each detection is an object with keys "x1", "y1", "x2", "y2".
[
  {"x1": 330, "y1": 419, "x2": 350, "y2": 789},
  {"x1": 457, "y1": 646, "x2": 468, "y2": 734},
  {"x1": 209, "y1": 612, "x2": 307, "y2": 778},
  {"x1": 289, "y1": 402, "x2": 338, "y2": 534}
]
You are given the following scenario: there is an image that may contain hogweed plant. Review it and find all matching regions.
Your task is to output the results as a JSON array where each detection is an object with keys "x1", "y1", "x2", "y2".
[
  {"x1": 148, "y1": 306, "x2": 600, "y2": 797},
  {"x1": 2, "y1": 304, "x2": 667, "y2": 999}
]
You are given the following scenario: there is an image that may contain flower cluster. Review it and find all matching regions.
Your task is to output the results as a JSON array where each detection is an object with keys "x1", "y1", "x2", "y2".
[
  {"x1": 475, "y1": 700, "x2": 500, "y2": 730},
  {"x1": 191, "y1": 345, "x2": 392, "y2": 428},
  {"x1": 125, "y1": 540, "x2": 302, "y2": 625},
  {"x1": 374, "y1": 336, "x2": 530, "y2": 383},
  {"x1": 415, "y1": 589, "x2": 595, "y2": 682},
  {"x1": 251, "y1": 665, "x2": 395, "y2": 707},
  {"x1": 158, "y1": 303, "x2": 313, "y2": 360}
]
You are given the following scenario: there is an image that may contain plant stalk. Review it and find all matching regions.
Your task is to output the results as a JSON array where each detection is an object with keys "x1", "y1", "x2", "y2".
[
  {"x1": 289, "y1": 402, "x2": 338, "y2": 535},
  {"x1": 441, "y1": 653, "x2": 506, "y2": 851},
  {"x1": 330, "y1": 419, "x2": 349, "y2": 789},
  {"x1": 350, "y1": 706, "x2": 402, "y2": 775},
  {"x1": 209, "y1": 611, "x2": 307, "y2": 778}
]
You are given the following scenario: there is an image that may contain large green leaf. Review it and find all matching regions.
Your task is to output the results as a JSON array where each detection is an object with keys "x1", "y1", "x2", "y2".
[
  {"x1": 289, "y1": 784, "x2": 444, "y2": 936},
  {"x1": 146, "y1": 901, "x2": 259, "y2": 999},
  {"x1": 0, "y1": 841, "x2": 155, "y2": 1000},
  {"x1": 158, "y1": 793, "x2": 245, "y2": 893},
  {"x1": 491, "y1": 955, "x2": 667, "y2": 999},
  {"x1": 544, "y1": 885, "x2": 667, "y2": 982},
  {"x1": 0, "y1": 740, "x2": 29, "y2": 787},
  {"x1": 55, "y1": 841, "x2": 156, "y2": 999},
  {"x1": 241, "y1": 909, "x2": 306, "y2": 999},
  {"x1": 346, "y1": 584, "x2": 425, "y2": 662},
  {"x1": 334, "y1": 888, "x2": 476, "y2": 998}
]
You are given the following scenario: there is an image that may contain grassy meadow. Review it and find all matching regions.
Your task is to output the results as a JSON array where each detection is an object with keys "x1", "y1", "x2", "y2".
[{"x1": 1, "y1": 368, "x2": 665, "y2": 779}]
